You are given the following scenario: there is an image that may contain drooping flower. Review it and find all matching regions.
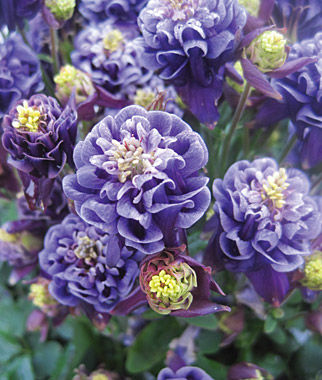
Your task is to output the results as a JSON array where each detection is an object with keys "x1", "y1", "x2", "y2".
[
  {"x1": 112, "y1": 246, "x2": 229, "y2": 317},
  {"x1": 71, "y1": 21, "x2": 152, "y2": 103},
  {"x1": 227, "y1": 362, "x2": 274, "y2": 380},
  {"x1": 157, "y1": 365, "x2": 214, "y2": 380},
  {"x1": 79, "y1": 0, "x2": 148, "y2": 24},
  {"x1": 63, "y1": 105, "x2": 210, "y2": 254},
  {"x1": 256, "y1": 32, "x2": 322, "y2": 168},
  {"x1": 0, "y1": 0, "x2": 41, "y2": 31},
  {"x1": 273, "y1": 0, "x2": 322, "y2": 42},
  {"x1": 2, "y1": 94, "x2": 77, "y2": 206},
  {"x1": 39, "y1": 213, "x2": 144, "y2": 314},
  {"x1": 0, "y1": 34, "x2": 43, "y2": 120},
  {"x1": 137, "y1": 0, "x2": 247, "y2": 124},
  {"x1": 205, "y1": 158, "x2": 321, "y2": 305},
  {"x1": 72, "y1": 364, "x2": 120, "y2": 380}
]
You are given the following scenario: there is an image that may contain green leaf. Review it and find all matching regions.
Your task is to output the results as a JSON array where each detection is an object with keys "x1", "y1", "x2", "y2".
[
  {"x1": 1, "y1": 355, "x2": 34, "y2": 380},
  {"x1": 0, "y1": 199, "x2": 17, "y2": 224},
  {"x1": 264, "y1": 315, "x2": 277, "y2": 334},
  {"x1": 294, "y1": 337, "x2": 322, "y2": 378},
  {"x1": 126, "y1": 317, "x2": 182, "y2": 374},
  {"x1": 182, "y1": 314, "x2": 218, "y2": 330},
  {"x1": 0, "y1": 332, "x2": 21, "y2": 364},
  {"x1": 257, "y1": 353, "x2": 287, "y2": 378},
  {"x1": 197, "y1": 329, "x2": 221, "y2": 354},
  {"x1": 32, "y1": 341, "x2": 62, "y2": 378},
  {"x1": 195, "y1": 354, "x2": 227, "y2": 380},
  {"x1": 0, "y1": 298, "x2": 33, "y2": 338}
]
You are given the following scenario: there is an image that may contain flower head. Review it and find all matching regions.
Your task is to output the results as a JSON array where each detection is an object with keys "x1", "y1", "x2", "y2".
[
  {"x1": 29, "y1": 278, "x2": 58, "y2": 312},
  {"x1": 227, "y1": 362, "x2": 273, "y2": 380},
  {"x1": 45, "y1": 0, "x2": 75, "y2": 21},
  {"x1": 301, "y1": 251, "x2": 322, "y2": 291},
  {"x1": 39, "y1": 214, "x2": 144, "y2": 314},
  {"x1": 137, "y1": 0, "x2": 246, "y2": 123},
  {"x1": 63, "y1": 105, "x2": 210, "y2": 254},
  {"x1": 157, "y1": 365, "x2": 214, "y2": 380},
  {"x1": 2, "y1": 94, "x2": 77, "y2": 179},
  {"x1": 0, "y1": 34, "x2": 43, "y2": 119}
]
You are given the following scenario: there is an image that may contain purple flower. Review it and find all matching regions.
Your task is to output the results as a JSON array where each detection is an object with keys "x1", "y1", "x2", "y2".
[
  {"x1": 63, "y1": 105, "x2": 210, "y2": 254},
  {"x1": 39, "y1": 213, "x2": 144, "y2": 314},
  {"x1": 157, "y1": 366, "x2": 213, "y2": 380},
  {"x1": 0, "y1": 140, "x2": 20, "y2": 197},
  {"x1": 273, "y1": 0, "x2": 322, "y2": 42},
  {"x1": 0, "y1": 34, "x2": 43, "y2": 119},
  {"x1": 205, "y1": 158, "x2": 321, "y2": 305},
  {"x1": 137, "y1": 0, "x2": 246, "y2": 124},
  {"x1": 79, "y1": 0, "x2": 148, "y2": 24},
  {"x1": 2, "y1": 94, "x2": 77, "y2": 179},
  {"x1": 0, "y1": 0, "x2": 41, "y2": 30},
  {"x1": 256, "y1": 32, "x2": 322, "y2": 168},
  {"x1": 227, "y1": 362, "x2": 273, "y2": 380},
  {"x1": 71, "y1": 21, "x2": 152, "y2": 101}
]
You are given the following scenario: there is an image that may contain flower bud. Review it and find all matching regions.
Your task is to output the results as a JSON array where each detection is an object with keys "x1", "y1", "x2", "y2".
[
  {"x1": 140, "y1": 249, "x2": 197, "y2": 315},
  {"x1": 238, "y1": 0, "x2": 260, "y2": 17},
  {"x1": 29, "y1": 278, "x2": 57, "y2": 314},
  {"x1": 301, "y1": 251, "x2": 322, "y2": 291},
  {"x1": 45, "y1": 0, "x2": 75, "y2": 21},
  {"x1": 246, "y1": 31, "x2": 287, "y2": 72},
  {"x1": 54, "y1": 65, "x2": 95, "y2": 105},
  {"x1": 133, "y1": 89, "x2": 156, "y2": 109},
  {"x1": 227, "y1": 362, "x2": 274, "y2": 380}
]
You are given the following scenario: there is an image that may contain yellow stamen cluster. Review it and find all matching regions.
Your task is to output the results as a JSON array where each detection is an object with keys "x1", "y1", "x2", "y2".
[
  {"x1": 29, "y1": 283, "x2": 57, "y2": 309},
  {"x1": 149, "y1": 269, "x2": 182, "y2": 300},
  {"x1": 302, "y1": 252, "x2": 322, "y2": 291},
  {"x1": 261, "y1": 31, "x2": 286, "y2": 54},
  {"x1": 12, "y1": 100, "x2": 41, "y2": 132},
  {"x1": 54, "y1": 64, "x2": 78, "y2": 86},
  {"x1": 108, "y1": 136, "x2": 156, "y2": 183},
  {"x1": 0, "y1": 228, "x2": 18, "y2": 243},
  {"x1": 92, "y1": 375, "x2": 109, "y2": 380},
  {"x1": 74, "y1": 236, "x2": 97, "y2": 261},
  {"x1": 261, "y1": 168, "x2": 289, "y2": 209},
  {"x1": 134, "y1": 89, "x2": 155, "y2": 108},
  {"x1": 45, "y1": 0, "x2": 75, "y2": 21},
  {"x1": 103, "y1": 30, "x2": 124, "y2": 53}
]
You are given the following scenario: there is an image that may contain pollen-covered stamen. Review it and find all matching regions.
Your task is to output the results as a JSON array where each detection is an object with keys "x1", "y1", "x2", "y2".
[
  {"x1": 54, "y1": 64, "x2": 78, "y2": 86},
  {"x1": 74, "y1": 236, "x2": 98, "y2": 262},
  {"x1": 12, "y1": 100, "x2": 43, "y2": 132},
  {"x1": 149, "y1": 269, "x2": 183, "y2": 300},
  {"x1": 107, "y1": 135, "x2": 156, "y2": 183},
  {"x1": 29, "y1": 282, "x2": 57, "y2": 309},
  {"x1": 261, "y1": 168, "x2": 289, "y2": 209},
  {"x1": 302, "y1": 251, "x2": 322, "y2": 291},
  {"x1": 103, "y1": 30, "x2": 124, "y2": 54},
  {"x1": 134, "y1": 89, "x2": 156, "y2": 108}
]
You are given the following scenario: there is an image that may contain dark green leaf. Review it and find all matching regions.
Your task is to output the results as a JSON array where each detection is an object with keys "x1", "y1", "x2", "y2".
[
  {"x1": 32, "y1": 341, "x2": 62, "y2": 377},
  {"x1": 195, "y1": 354, "x2": 227, "y2": 380},
  {"x1": 182, "y1": 314, "x2": 218, "y2": 330},
  {"x1": 0, "y1": 332, "x2": 21, "y2": 364}
]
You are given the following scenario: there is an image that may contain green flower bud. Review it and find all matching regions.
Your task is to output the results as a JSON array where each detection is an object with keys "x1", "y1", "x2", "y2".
[
  {"x1": 226, "y1": 61, "x2": 246, "y2": 93},
  {"x1": 238, "y1": 0, "x2": 260, "y2": 17},
  {"x1": 133, "y1": 89, "x2": 156, "y2": 108},
  {"x1": 301, "y1": 251, "x2": 322, "y2": 291},
  {"x1": 54, "y1": 65, "x2": 95, "y2": 105},
  {"x1": 45, "y1": 0, "x2": 75, "y2": 21},
  {"x1": 247, "y1": 31, "x2": 287, "y2": 72}
]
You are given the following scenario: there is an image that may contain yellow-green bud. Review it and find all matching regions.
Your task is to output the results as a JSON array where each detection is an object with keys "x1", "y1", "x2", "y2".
[
  {"x1": 29, "y1": 280, "x2": 57, "y2": 309},
  {"x1": 133, "y1": 89, "x2": 156, "y2": 108},
  {"x1": 0, "y1": 228, "x2": 43, "y2": 252},
  {"x1": 247, "y1": 31, "x2": 287, "y2": 72},
  {"x1": 103, "y1": 30, "x2": 124, "y2": 55},
  {"x1": 238, "y1": 0, "x2": 260, "y2": 17},
  {"x1": 301, "y1": 251, "x2": 322, "y2": 291},
  {"x1": 11, "y1": 100, "x2": 42, "y2": 132},
  {"x1": 226, "y1": 61, "x2": 246, "y2": 93},
  {"x1": 45, "y1": 0, "x2": 75, "y2": 21},
  {"x1": 54, "y1": 65, "x2": 95, "y2": 105}
]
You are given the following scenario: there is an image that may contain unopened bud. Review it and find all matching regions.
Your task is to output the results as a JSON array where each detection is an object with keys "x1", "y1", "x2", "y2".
[
  {"x1": 45, "y1": 0, "x2": 75, "y2": 21},
  {"x1": 301, "y1": 251, "x2": 322, "y2": 291}
]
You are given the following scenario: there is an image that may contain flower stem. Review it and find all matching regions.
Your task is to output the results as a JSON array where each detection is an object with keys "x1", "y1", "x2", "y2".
[
  {"x1": 221, "y1": 82, "x2": 252, "y2": 172},
  {"x1": 278, "y1": 133, "x2": 297, "y2": 164},
  {"x1": 50, "y1": 28, "x2": 59, "y2": 74}
]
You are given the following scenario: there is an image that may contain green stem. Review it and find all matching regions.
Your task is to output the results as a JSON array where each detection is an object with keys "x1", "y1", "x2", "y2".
[
  {"x1": 18, "y1": 26, "x2": 30, "y2": 47},
  {"x1": 243, "y1": 124, "x2": 250, "y2": 159},
  {"x1": 50, "y1": 28, "x2": 59, "y2": 74},
  {"x1": 278, "y1": 133, "x2": 297, "y2": 164},
  {"x1": 221, "y1": 82, "x2": 252, "y2": 172}
]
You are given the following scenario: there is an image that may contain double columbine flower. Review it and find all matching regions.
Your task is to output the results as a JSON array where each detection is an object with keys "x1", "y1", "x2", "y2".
[
  {"x1": 205, "y1": 158, "x2": 321, "y2": 305},
  {"x1": 113, "y1": 246, "x2": 229, "y2": 317},
  {"x1": 63, "y1": 105, "x2": 210, "y2": 254}
]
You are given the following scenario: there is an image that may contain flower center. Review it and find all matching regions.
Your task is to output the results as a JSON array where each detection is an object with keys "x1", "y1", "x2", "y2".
[
  {"x1": 74, "y1": 236, "x2": 98, "y2": 262},
  {"x1": 103, "y1": 30, "x2": 124, "y2": 54},
  {"x1": 238, "y1": 0, "x2": 260, "y2": 17},
  {"x1": 54, "y1": 64, "x2": 78, "y2": 85},
  {"x1": 107, "y1": 136, "x2": 156, "y2": 183},
  {"x1": 261, "y1": 168, "x2": 289, "y2": 209},
  {"x1": 302, "y1": 252, "x2": 322, "y2": 290},
  {"x1": 134, "y1": 89, "x2": 156, "y2": 108},
  {"x1": 29, "y1": 282, "x2": 57, "y2": 308},
  {"x1": 12, "y1": 100, "x2": 43, "y2": 132},
  {"x1": 162, "y1": 0, "x2": 198, "y2": 20},
  {"x1": 92, "y1": 375, "x2": 109, "y2": 380},
  {"x1": 149, "y1": 269, "x2": 183, "y2": 301},
  {"x1": 260, "y1": 31, "x2": 286, "y2": 54}
]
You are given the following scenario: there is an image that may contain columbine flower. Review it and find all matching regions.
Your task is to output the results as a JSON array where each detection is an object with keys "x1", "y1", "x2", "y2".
[
  {"x1": 0, "y1": 0, "x2": 41, "y2": 30},
  {"x1": 227, "y1": 362, "x2": 273, "y2": 380},
  {"x1": 256, "y1": 32, "x2": 322, "y2": 168},
  {"x1": 79, "y1": 0, "x2": 148, "y2": 24},
  {"x1": 205, "y1": 158, "x2": 321, "y2": 305},
  {"x1": 63, "y1": 105, "x2": 210, "y2": 254},
  {"x1": 73, "y1": 364, "x2": 120, "y2": 380},
  {"x1": 71, "y1": 21, "x2": 152, "y2": 102},
  {"x1": 113, "y1": 246, "x2": 229, "y2": 317},
  {"x1": 157, "y1": 366, "x2": 214, "y2": 380},
  {"x1": 137, "y1": 0, "x2": 246, "y2": 124},
  {"x1": 39, "y1": 213, "x2": 144, "y2": 314},
  {"x1": 0, "y1": 34, "x2": 43, "y2": 119},
  {"x1": 45, "y1": 0, "x2": 75, "y2": 20},
  {"x1": 273, "y1": 0, "x2": 322, "y2": 41}
]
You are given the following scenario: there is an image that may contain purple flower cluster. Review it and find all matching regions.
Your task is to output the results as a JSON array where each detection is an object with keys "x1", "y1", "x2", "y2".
[
  {"x1": 0, "y1": 34, "x2": 43, "y2": 119},
  {"x1": 64, "y1": 105, "x2": 210, "y2": 254},
  {"x1": 206, "y1": 158, "x2": 321, "y2": 304},
  {"x1": 137, "y1": 0, "x2": 246, "y2": 123},
  {"x1": 0, "y1": 0, "x2": 41, "y2": 31},
  {"x1": 39, "y1": 213, "x2": 144, "y2": 314}
]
